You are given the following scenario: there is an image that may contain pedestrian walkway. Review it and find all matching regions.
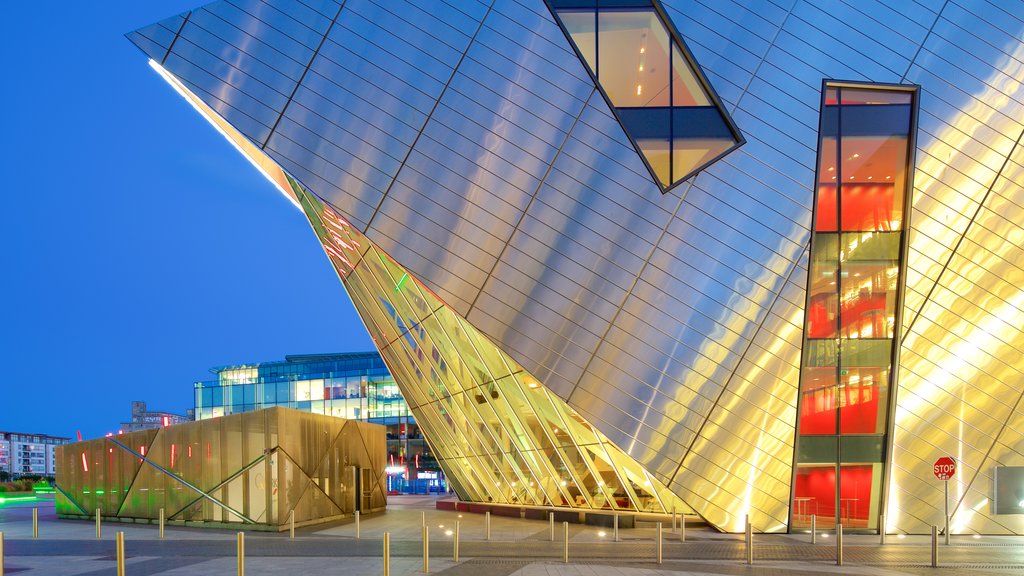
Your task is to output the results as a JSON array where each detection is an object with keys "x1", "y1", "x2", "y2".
[{"x1": 1, "y1": 496, "x2": 1021, "y2": 575}]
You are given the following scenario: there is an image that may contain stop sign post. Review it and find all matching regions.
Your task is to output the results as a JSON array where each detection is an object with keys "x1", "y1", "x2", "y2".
[
  {"x1": 934, "y1": 457, "x2": 956, "y2": 544},
  {"x1": 933, "y1": 457, "x2": 955, "y2": 480}
]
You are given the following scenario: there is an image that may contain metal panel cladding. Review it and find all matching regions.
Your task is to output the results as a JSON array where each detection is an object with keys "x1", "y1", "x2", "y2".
[{"x1": 130, "y1": 0, "x2": 1024, "y2": 533}]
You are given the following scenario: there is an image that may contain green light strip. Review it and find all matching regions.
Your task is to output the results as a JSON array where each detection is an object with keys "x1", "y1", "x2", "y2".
[{"x1": 0, "y1": 496, "x2": 40, "y2": 504}]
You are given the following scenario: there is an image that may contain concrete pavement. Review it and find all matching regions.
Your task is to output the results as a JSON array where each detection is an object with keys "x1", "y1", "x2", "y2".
[{"x1": 1, "y1": 495, "x2": 1021, "y2": 575}]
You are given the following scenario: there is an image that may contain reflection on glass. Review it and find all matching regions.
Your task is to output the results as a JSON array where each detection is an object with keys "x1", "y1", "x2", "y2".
[
  {"x1": 794, "y1": 83, "x2": 916, "y2": 532},
  {"x1": 806, "y1": 234, "x2": 839, "y2": 339}
]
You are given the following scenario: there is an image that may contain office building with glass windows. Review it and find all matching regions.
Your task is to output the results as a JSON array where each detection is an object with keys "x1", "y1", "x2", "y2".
[
  {"x1": 195, "y1": 352, "x2": 441, "y2": 493},
  {"x1": 129, "y1": 0, "x2": 1024, "y2": 534}
]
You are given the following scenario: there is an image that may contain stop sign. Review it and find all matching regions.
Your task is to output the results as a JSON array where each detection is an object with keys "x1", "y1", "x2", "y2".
[{"x1": 934, "y1": 456, "x2": 956, "y2": 480}]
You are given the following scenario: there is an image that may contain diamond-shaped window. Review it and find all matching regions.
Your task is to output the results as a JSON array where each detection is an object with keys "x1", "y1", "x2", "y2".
[{"x1": 549, "y1": 0, "x2": 742, "y2": 190}]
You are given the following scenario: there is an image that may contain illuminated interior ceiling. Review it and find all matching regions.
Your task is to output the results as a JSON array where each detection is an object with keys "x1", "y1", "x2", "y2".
[{"x1": 153, "y1": 62, "x2": 689, "y2": 515}]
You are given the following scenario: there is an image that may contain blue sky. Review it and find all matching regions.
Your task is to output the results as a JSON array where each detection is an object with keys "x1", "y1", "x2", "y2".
[{"x1": 0, "y1": 1, "x2": 372, "y2": 440}]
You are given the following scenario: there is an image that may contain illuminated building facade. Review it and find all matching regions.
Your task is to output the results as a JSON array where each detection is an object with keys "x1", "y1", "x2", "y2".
[
  {"x1": 56, "y1": 407, "x2": 386, "y2": 529},
  {"x1": 195, "y1": 352, "x2": 441, "y2": 493},
  {"x1": 129, "y1": 0, "x2": 1024, "y2": 534}
]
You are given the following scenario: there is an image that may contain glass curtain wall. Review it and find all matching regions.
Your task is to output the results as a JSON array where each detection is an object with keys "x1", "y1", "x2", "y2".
[
  {"x1": 194, "y1": 357, "x2": 436, "y2": 494},
  {"x1": 550, "y1": 0, "x2": 739, "y2": 188},
  {"x1": 793, "y1": 84, "x2": 917, "y2": 531}
]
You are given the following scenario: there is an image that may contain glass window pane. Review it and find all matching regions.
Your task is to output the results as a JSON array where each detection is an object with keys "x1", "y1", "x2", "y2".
[
  {"x1": 840, "y1": 232, "x2": 899, "y2": 339},
  {"x1": 806, "y1": 233, "x2": 839, "y2": 339},
  {"x1": 598, "y1": 10, "x2": 670, "y2": 107},
  {"x1": 839, "y1": 102, "x2": 910, "y2": 231},
  {"x1": 557, "y1": 10, "x2": 596, "y2": 73},
  {"x1": 838, "y1": 463, "x2": 881, "y2": 529},
  {"x1": 793, "y1": 464, "x2": 835, "y2": 527},
  {"x1": 799, "y1": 366, "x2": 836, "y2": 435},
  {"x1": 800, "y1": 340, "x2": 838, "y2": 435},
  {"x1": 816, "y1": 103, "x2": 838, "y2": 231},
  {"x1": 840, "y1": 89, "x2": 910, "y2": 105},
  {"x1": 839, "y1": 366, "x2": 889, "y2": 434},
  {"x1": 670, "y1": 43, "x2": 710, "y2": 106}
]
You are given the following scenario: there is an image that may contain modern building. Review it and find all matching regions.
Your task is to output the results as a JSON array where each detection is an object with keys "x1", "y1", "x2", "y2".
[
  {"x1": 0, "y1": 431, "x2": 71, "y2": 478},
  {"x1": 55, "y1": 407, "x2": 386, "y2": 529},
  {"x1": 128, "y1": 0, "x2": 1024, "y2": 534},
  {"x1": 119, "y1": 401, "x2": 194, "y2": 433},
  {"x1": 195, "y1": 352, "x2": 441, "y2": 493}
]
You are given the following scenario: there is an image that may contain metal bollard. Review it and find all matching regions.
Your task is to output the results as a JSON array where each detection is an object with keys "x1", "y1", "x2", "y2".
[
  {"x1": 32, "y1": 508, "x2": 38, "y2": 539},
  {"x1": 836, "y1": 523, "x2": 843, "y2": 566},
  {"x1": 454, "y1": 521, "x2": 460, "y2": 562},
  {"x1": 549, "y1": 512, "x2": 555, "y2": 541},
  {"x1": 613, "y1": 512, "x2": 619, "y2": 542},
  {"x1": 680, "y1": 514, "x2": 685, "y2": 543},
  {"x1": 423, "y1": 525, "x2": 429, "y2": 574},
  {"x1": 931, "y1": 525, "x2": 938, "y2": 567},
  {"x1": 96, "y1": 509, "x2": 102, "y2": 540},
  {"x1": 159, "y1": 508, "x2": 165, "y2": 539},
  {"x1": 383, "y1": 532, "x2": 391, "y2": 576},
  {"x1": 355, "y1": 510, "x2": 361, "y2": 539},
  {"x1": 811, "y1": 514, "x2": 816, "y2": 544},
  {"x1": 1, "y1": 531, "x2": 5, "y2": 576},
  {"x1": 945, "y1": 515, "x2": 950, "y2": 545},
  {"x1": 237, "y1": 532, "x2": 245, "y2": 576},
  {"x1": 562, "y1": 522, "x2": 569, "y2": 563},
  {"x1": 421, "y1": 511, "x2": 425, "y2": 528},
  {"x1": 290, "y1": 509, "x2": 295, "y2": 539},
  {"x1": 879, "y1": 513, "x2": 885, "y2": 545},
  {"x1": 745, "y1": 515, "x2": 753, "y2": 565},
  {"x1": 672, "y1": 508, "x2": 677, "y2": 533},
  {"x1": 656, "y1": 522, "x2": 663, "y2": 564},
  {"x1": 116, "y1": 531, "x2": 126, "y2": 576},
  {"x1": 485, "y1": 511, "x2": 491, "y2": 541}
]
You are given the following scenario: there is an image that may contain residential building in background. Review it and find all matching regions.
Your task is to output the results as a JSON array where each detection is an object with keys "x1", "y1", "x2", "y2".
[
  {"x1": 119, "y1": 401, "x2": 193, "y2": 433},
  {"x1": 195, "y1": 352, "x2": 440, "y2": 494},
  {"x1": 130, "y1": 0, "x2": 1024, "y2": 534},
  {"x1": 0, "y1": 431, "x2": 71, "y2": 478}
]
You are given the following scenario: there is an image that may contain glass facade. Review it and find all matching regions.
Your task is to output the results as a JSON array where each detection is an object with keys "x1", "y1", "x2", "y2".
[
  {"x1": 550, "y1": 0, "x2": 740, "y2": 188},
  {"x1": 793, "y1": 83, "x2": 917, "y2": 531},
  {"x1": 55, "y1": 408, "x2": 387, "y2": 529},
  {"x1": 195, "y1": 352, "x2": 437, "y2": 494}
]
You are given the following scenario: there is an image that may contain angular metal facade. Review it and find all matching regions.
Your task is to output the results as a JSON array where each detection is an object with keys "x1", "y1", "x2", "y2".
[{"x1": 130, "y1": 0, "x2": 1024, "y2": 534}]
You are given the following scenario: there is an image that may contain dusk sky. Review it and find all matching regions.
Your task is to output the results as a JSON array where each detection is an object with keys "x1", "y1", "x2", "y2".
[{"x1": 1, "y1": 1, "x2": 372, "y2": 440}]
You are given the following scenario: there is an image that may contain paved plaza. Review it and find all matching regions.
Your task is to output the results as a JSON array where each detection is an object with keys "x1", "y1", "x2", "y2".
[{"x1": 1, "y1": 496, "x2": 1021, "y2": 575}]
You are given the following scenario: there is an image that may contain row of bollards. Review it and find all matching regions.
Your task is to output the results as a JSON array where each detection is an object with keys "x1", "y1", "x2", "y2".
[{"x1": 18, "y1": 507, "x2": 952, "y2": 574}]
